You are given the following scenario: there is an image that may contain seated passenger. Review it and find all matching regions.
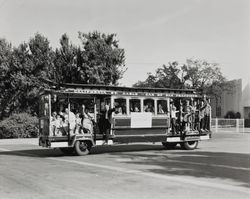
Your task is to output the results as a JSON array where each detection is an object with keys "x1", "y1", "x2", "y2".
[
  {"x1": 144, "y1": 103, "x2": 154, "y2": 113},
  {"x1": 158, "y1": 104, "x2": 165, "y2": 114},
  {"x1": 55, "y1": 114, "x2": 63, "y2": 136},
  {"x1": 134, "y1": 106, "x2": 140, "y2": 112},
  {"x1": 115, "y1": 107, "x2": 123, "y2": 115},
  {"x1": 51, "y1": 112, "x2": 66, "y2": 136}
]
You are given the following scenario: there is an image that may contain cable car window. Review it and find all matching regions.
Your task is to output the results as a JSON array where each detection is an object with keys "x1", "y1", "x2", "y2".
[
  {"x1": 114, "y1": 98, "x2": 127, "y2": 115},
  {"x1": 157, "y1": 100, "x2": 168, "y2": 114},
  {"x1": 143, "y1": 99, "x2": 155, "y2": 113}
]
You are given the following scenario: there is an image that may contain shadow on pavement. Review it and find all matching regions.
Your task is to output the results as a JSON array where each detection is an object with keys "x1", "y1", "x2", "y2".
[
  {"x1": 109, "y1": 149, "x2": 250, "y2": 188},
  {"x1": 0, "y1": 144, "x2": 169, "y2": 157},
  {"x1": 1, "y1": 144, "x2": 249, "y2": 188}
]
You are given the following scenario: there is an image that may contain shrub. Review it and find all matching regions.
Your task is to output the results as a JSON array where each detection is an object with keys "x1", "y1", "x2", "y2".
[
  {"x1": 224, "y1": 111, "x2": 236, "y2": 119},
  {"x1": 235, "y1": 112, "x2": 241, "y2": 119},
  {"x1": 0, "y1": 113, "x2": 39, "y2": 139}
]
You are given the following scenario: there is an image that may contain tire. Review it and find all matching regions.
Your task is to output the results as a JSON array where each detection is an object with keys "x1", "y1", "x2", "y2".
[
  {"x1": 162, "y1": 142, "x2": 178, "y2": 150},
  {"x1": 59, "y1": 147, "x2": 75, "y2": 155},
  {"x1": 74, "y1": 140, "x2": 91, "y2": 156},
  {"x1": 180, "y1": 141, "x2": 198, "y2": 150}
]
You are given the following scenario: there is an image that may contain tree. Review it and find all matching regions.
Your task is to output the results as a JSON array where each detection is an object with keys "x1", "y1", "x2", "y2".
[
  {"x1": 54, "y1": 31, "x2": 126, "y2": 85},
  {"x1": 0, "y1": 31, "x2": 126, "y2": 118},
  {"x1": 78, "y1": 31, "x2": 126, "y2": 85},
  {"x1": 133, "y1": 58, "x2": 228, "y2": 99},
  {"x1": 0, "y1": 33, "x2": 55, "y2": 118},
  {"x1": 134, "y1": 62, "x2": 185, "y2": 88},
  {"x1": 0, "y1": 38, "x2": 12, "y2": 118},
  {"x1": 54, "y1": 33, "x2": 78, "y2": 84},
  {"x1": 183, "y1": 59, "x2": 226, "y2": 92}
]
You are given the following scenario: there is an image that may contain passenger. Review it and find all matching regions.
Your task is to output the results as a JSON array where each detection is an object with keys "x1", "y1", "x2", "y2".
[
  {"x1": 50, "y1": 112, "x2": 57, "y2": 136},
  {"x1": 183, "y1": 100, "x2": 192, "y2": 131},
  {"x1": 74, "y1": 113, "x2": 82, "y2": 134},
  {"x1": 65, "y1": 108, "x2": 76, "y2": 135},
  {"x1": 121, "y1": 103, "x2": 127, "y2": 114},
  {"x1": 115, "y1": 107, "x2": 123, "y2": 115},
  {"x1": 194, "y1": 101, "x2": 200, "y2": 131},
  {"x1": 204, "y1": 98, "x2": 211, "y2": 131},
  {"x1": 144, "y1": 103, "x2": 154, "y2": 113},
  {"x1": 81, "y1": 105, "x2": 94, "y2": 134},
  {"x1": 199, "y1": 101, "x2": 206, "y2": 131},
  {"x1": 158, "y1": 104, "x2": 165, "y2": 114},
  {"x1": 134, "y1": 106, "x2": 140, "y2": 112},
  {"x1": 104, "y1": 103, "x2": 115, "y2": 143},
  {"x1": 58, "y1": 112, "x2": 65, "y2": 126},
  {"x1": 190, "y1": 101, "x2": 198, "y2": 130},
  {"x1": 55, "y1": 114, "x2": 63, "y2": 136},
  {"x1": 170, "y1": 102, "x2": 179, "y2": 135}
]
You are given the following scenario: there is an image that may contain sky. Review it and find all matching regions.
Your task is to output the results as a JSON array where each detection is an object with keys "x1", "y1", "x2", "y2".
[{"x1": 0, "y1": 0, "x2": 249, "y2": 88}]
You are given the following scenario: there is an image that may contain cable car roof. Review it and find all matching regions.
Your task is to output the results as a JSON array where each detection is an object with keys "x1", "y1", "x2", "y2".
[
  {"x1": 40, "y1": 83, "x2": 202, "y2": 98},
  {"x1": 62, "y1": 83, "x2": 196, "y2": 93}
]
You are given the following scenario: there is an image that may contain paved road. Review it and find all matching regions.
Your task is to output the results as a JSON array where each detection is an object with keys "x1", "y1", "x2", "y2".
[{"x1": 0, "y1": 132, "x2": 249, "y2": 199}]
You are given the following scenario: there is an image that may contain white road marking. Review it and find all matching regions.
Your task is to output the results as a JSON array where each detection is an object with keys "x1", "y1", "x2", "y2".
[{"x1": 47, "y1": 157, "x2": 250, "y2": 194}]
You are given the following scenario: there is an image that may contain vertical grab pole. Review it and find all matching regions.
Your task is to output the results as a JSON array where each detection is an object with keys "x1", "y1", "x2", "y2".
[
  {"x1": 126, "y1": 98, "x2": 130, "y2": 115},
  {"x1": 48, "y1": 94, "x2": 52, "y2": 137},
  {"x1": 154, "y1": 99, "x2": 157, "y2": 116},
  {"x1": 110, "y1": 96, "x2": 114, "y2": 136},
  {"x1": 94, "y1": 97, "x2": 97, "y2": 142},
  {"x1": 140, "y1": 98, "x2": 144, "y2": 112},
  {"x1": 94, "y1": 97, "x2": 97, "y2": 123},
  {"x1": 167, "y1": 98, "x2": 170, "y2": 133},
  {"x1": 67, "y1": 94, "x2": 70, "y2": 144}
]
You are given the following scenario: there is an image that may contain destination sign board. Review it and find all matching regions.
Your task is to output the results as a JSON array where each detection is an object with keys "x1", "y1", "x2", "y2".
[{"x1": 57, "y1": 88, "x2": 199, "y2": 98}]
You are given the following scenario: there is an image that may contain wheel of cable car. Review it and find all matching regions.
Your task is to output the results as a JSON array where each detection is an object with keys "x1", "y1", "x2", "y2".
[
  {"x1": 162, "y1": 142, "x2": 178, "y2": 150},
  {"x1": 180, "y1": 141, "x2": 198, "y2": 150},
  {"x1": 74, "y1": 140, "x2": 92, "y2": 156},
  {"x1": 59, "y1": 147, "x2": 75, "y2": 155}
]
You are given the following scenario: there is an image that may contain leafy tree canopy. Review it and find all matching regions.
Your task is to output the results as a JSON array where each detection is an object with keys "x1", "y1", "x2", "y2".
[
  {"x1": 0, "y1": 31, "x2": 126, "y2": 118},
  {"x1": 55, "y1": 31, "x2": 126, "y2": 85},
  {"x1": 133, "y1": 58, "x2": 228, "y2": 99}
]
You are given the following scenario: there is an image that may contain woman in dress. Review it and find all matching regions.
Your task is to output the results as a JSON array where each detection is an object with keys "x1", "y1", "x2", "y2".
[{"x1": 80, "y1": 104, "x2": 94, "y2": 134}]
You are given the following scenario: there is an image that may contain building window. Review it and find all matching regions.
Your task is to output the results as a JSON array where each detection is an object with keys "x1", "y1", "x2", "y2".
[{"x1": 216, "y1": 106, "x2": 221, "y2": 117}]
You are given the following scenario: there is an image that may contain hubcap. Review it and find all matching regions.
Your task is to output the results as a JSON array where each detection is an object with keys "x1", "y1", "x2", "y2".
[{"x1": 79, "y1": 142, "x2": 88, "y2": 151}]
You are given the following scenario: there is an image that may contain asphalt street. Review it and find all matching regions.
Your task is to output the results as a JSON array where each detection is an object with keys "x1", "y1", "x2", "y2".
[{"x1": 0, "y1": 131, "x2": 249, "y2": 199}]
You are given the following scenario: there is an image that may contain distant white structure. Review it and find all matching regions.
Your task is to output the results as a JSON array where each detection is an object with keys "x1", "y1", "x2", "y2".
[
  {"x1": 211, "y1": 79, "x2": 244, "y2": 118},
  {"x1": 242, "y1": 81, "x2": 250, "y2": 119}
]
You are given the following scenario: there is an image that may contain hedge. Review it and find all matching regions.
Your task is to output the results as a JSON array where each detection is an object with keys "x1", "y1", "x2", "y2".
[{"x1": 0, "y1": 113, "x2": 39, "y2": 139}]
